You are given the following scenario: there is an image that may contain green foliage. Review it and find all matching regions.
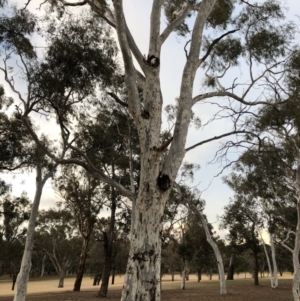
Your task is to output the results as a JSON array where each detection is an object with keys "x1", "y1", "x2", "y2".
[
  {"x1": 165, "y1": 104, "x2": 201, "y2": 130},
  {"x1": 285, "y1": 49, "x2": 300, "y2": 94},
  {"x1": 0, "y1": 189, "x2": 31, "y2": 277},
  {"x1": 35, "y1": 208, "x2": 82, "y2": 274},
  {"x1": 0, "y1": 113, "x2": 34, "y2": 170},
  {"x1": 203, "y1": 0, "x2": 294, "y2": 78},
  {"x1": 237, "y1": 0, "x2": 294, "y2": 63},
  {"x1": 0, "y1": 4, "x2": 36, "y2": 58},
  {"x1": 220, "y1": 195, "x2": 263, "y2": 252},
  {"x1": 35, "y1": 13, "x2": 117, "y2": 101},
  {"x1": 207, "y1": 0, "x2": 234, "y2": 29},
  {"x1": 163, "y1": 0, "x2": 196, "y2": 36},
  {"x1": 53, "y1": 166, "x2": 103, "y2": 238},
  {"x1": 0, "y1": 1, "x2": 37, "y2": 59},
  {"x1": 0, "y1": 85, "x2": 13, "y2": 109}
]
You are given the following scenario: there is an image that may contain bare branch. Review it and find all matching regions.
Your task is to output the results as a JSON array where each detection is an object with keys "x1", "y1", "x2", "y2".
[
  {"x1": 185, "y1": 130, "x2": 255, "y2": 152},
  {"x1": 192, "y1": 91, "x2": 291, "y2": 107},
  {"x1": 21, "y1": 0, "x2": 32, "y2": 11},
  {"x1": 200, "y1": 29, "x2": 239, "y2": 64},
  {"x1": 240, "y1": 0, "x2": 261, "y2": 8},
  {"x1": 62, "y1": 0, "x2": 87, "y2": 6},
  {"x1": 20, "y1": 116, "x2": 134, "y2": 201},
  {"x1": 107, "y1": 92, "x2": 128, "y2": 108},
  {"x1": 278, "y1": 230, "x2": 295, "y2": 254},
  {"x1": 184, "y1": 39, "x2": 191, "y2": 59}
]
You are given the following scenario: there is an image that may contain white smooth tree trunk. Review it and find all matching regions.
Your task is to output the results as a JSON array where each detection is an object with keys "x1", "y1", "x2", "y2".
[
  {"x1": 58, "y1": 270, "x2": 66, "y2": 288},
  {"x1": 292, "y1": 202, "x2": 300, "y2": 301},
  {"x1": 197, "y1": 210, "x2": 226, "y2": 294},
  {"x1": 40, "y1": 253, "x2": 46, "y2": 278},
  {"x1": 13, "y1": 164, "x2": 50, "y2": 301},
  {"x1": 281, "y1": 201, "x2": 300, "y2": 301},
  {"x1": 181, "y1": 267, "x2": 186, "y2": 290},
  {"x1": 270, "y1": 234, "x2": 278, "y2": 288},
  {"x1": 261, "y1": 237, "x2": 274, "y2": 287}
]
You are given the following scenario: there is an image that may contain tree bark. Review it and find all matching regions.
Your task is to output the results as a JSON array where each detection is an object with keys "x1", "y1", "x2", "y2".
[
  {"x1": 291, "y1": 200, "x2": 300, "y2": 301},
  {"x1": 196, "y1": 209, "x2": 227, "y2": 294},
  {"x1": 171, "y1": 270, "x2": 174, "y2": 281},
  {"x1": 40, "y1": 253, "x2": 46, "y2": 278},
  {"x1": 181, "y1": 268, "x2": 185, "y2": 290},
  {"x1": 270, "y1": 234, "x2": 278, "y2": 288},
  {"x1": 185, "y1": 267, "x2": 189, "y2": 281},
  {"x1": 58, "y1": 270, "x2": 65, "y2": 288},
  {"x1": 253, "y1": 251, "x2": 259, "y2": 286},
  {"x1": 227, "y1": 254, "x2": 235, "y2": 280},
  {"x1": 73, "y1": 237, "x2": 90, "y2": 291},
  {"x1": 197, "y1": 270, "x2": 202, "y2": 282},
  {"x1": 261, "y1": 237, "x2": 274, "y2": 287},
  {"x1": 120, "y1": 192, "x2": 168, "y2": 301},
  {"x1": 13, "y1": 164, "x2": 49, "y2": 301},
  {"x1": 98, "y1": 232, "x2": 111, "y2": 297},
  {"x1": 12, "y1": 270, "x2": 17, "y2": 291},
  {"x1": 111, "y1": 268, "x2": 115, "y2": 285},
  {"x1": 98, "y1": 180, "x2": 117, "y2": 297}
]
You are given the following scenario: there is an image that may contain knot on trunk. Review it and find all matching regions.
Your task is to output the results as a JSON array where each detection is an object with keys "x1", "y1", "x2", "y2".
[
  {"x1": 132, "y1": 250, "x2": 155, "y2": 263},
  {"x1": 141, "y1": 109, "x2": 150, "y2": 119},
  {"x1": 143, "y1": 55, "x2": 160, "y2": 68},
  {"x1": 157, "y1": 173, "x2": 171, "y2": 191}
]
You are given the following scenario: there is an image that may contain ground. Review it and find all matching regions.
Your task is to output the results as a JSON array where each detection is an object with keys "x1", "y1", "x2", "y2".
[{"x1": 0, "y1": 274, "x2": 294, "y2": 301}]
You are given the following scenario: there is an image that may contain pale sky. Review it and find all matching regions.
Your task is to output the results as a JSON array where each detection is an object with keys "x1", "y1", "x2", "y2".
[{"x1": 2, "y1": 0, "x2": 300, "y2": 238}]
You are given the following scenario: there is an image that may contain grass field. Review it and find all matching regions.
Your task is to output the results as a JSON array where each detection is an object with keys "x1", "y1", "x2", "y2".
[{"x1": 0, "y1": 274, "x2": 295, "y2": 301}]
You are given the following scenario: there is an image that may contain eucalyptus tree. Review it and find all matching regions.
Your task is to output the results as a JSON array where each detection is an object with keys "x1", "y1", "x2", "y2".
[
  {"x1": 229, "y1": 47, "x2": 300, "y2": 299},
  {"x1": 35, "y1": 208, "x2": 82, "y2": 288},
  {"x1": 251, "y1": 124, "x2": 300, "y2": 296},
  {"x1": 175, "y1": 184, "x2": 226, "y2": 293},
  {"x1": 223, "y1": 147, "x2": 292, "y2": 288},
  {"x1": 0, "y1": 93, "x2": 59, "y2": 300},
  {"x1": 4, "y1": 0, "x2": 298, "y2": 299},
  {"x1": 221, "y1": 195, "x2": 263, "y2": 286},
  {"x1": 72, "y1": 101, "x2": 139, "y2": 296},
  {"x1": 0, "y1": 10, "x2": 119, "y2": 301},
  {"x1": 54, "y1": 166, "x2": 103, "y2": 291},
  {"x1": 0, "y1": 190, "x2": 31, "y2": 290}
]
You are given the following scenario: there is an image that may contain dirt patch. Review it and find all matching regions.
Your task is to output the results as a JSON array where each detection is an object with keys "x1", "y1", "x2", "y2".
[{"x1": 0, "y1": 278, "x2": 293, "y2": 301}]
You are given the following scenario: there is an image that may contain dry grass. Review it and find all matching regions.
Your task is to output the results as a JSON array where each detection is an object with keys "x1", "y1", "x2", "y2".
[{"x1": 0, "y1": 275, "x2": 294, "y2": 301}]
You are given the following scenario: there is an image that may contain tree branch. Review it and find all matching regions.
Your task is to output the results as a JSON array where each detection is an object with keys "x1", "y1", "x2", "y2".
[
  {"x1": 185, "y1": 130, "x2": 255, "y2": 152},
  {"x1": 107, "y1": 92, "x2": 128, "y2": 108},
  {"x1": 113, "y1": 0, "x2": 141, "y2": 121},
  {"x1": 62, "y1": 0, "x2": 87, "y2": 6},
  {"x1": 192, "y1": 91, "x2": 290, "y2": 107},
  {"x1": 149, "y1": 0, "x2": 162, "y2": 55},
  {"x1": 160, "y1": 3, "x2": 192, "y2": 46},
  {"x1": 20, "y1": 116, "x2": 134, "y2": 201},
  {"x1": 200, "y1": 29, "x2": 239, "y2": 64}
]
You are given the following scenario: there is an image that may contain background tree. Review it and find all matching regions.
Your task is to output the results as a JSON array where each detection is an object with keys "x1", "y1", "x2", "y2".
[
  {"x1": 2, "y1": 0, "x2": 298, "y2": 300},
  {"x1": 54, "y1": 166, "x2": 103, "y2": 291},
  {"x1": 35, "y1": 208, "x2": 81, "y2": 288},
  {"x1": 221, "y1": 195, "x2": 263, "y2": 286},
  {"x1": 0, "y1": 190, "x2": 31, "y2": 290}
]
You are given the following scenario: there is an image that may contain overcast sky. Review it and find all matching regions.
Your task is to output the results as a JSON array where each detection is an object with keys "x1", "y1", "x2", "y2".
[{"x1": 2, "y1": 0, "x2": 300, "y2": 238}]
